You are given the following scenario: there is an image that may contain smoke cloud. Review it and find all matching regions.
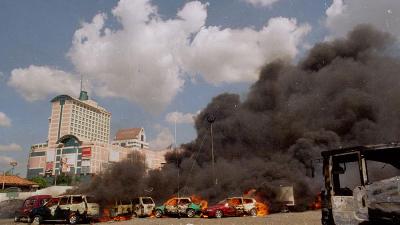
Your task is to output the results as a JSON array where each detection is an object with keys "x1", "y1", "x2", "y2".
[{"x1": 77, "y1": 24, "x2": 400, "y2": 211}]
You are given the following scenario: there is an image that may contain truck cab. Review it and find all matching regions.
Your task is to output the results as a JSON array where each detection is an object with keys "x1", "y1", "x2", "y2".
[{"x1": 321, "y1": 144, "x2": 400, "y2": 225}]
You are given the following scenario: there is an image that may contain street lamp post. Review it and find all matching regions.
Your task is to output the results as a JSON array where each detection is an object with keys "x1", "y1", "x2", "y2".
[{"x1": 207, "y1": 114, "x2": 217, "y2": 185}]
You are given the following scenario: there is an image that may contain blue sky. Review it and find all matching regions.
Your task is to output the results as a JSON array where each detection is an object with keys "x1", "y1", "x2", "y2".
[{"x1": 1, "y1": 0, "x2": 399, "y2": 176}]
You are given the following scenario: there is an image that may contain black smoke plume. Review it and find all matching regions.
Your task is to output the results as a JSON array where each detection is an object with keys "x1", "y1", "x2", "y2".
[{"x1": 77, "y1": 25, "x2": 400, "y2": 211}]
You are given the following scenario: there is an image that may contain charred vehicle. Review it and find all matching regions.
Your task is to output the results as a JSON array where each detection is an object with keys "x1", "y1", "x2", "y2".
[
  {"x1": 131, "y1": 197, "x2": 155, "y2": 217},
  {"x1": 29, "y1": 195, "x2": 100, "y2": 224},
  {"x1": 203, "y1": 197, "x2": 258, "y2": 218},
  {"x1": 14, "y1": 195, "x2": 52, "y2": 223},
  {"x1": 154, "y1": 197, "x2": 202, "y2": 218},
  {"x1": 321, "y1": 144, "x2": 400, "y2": 225}
]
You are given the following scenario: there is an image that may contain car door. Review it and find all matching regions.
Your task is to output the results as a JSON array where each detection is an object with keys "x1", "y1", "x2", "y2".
[
  {"x1": 56, "y1": 196, "x2": 71, "y2": 220},
  {"x1": 165, "y1": 198, "x2": 178, "y2": 214},
  {"x1": 70, "y1": 196, "x2": 86, "y2": 214},
  {"x1": 243, "y1": 198, "x2": 255, "y2": 213},
  {"x1": 177, "y1": 198, "x2": 190, "y2": 214}
]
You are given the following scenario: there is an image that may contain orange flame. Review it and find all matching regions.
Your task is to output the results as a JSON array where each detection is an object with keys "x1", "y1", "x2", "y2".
[
  {"x1": 255, "y1": 202, "x2": 269, "y2": 216},
  {"x1": 190, "y1": 195, "x2": 208, "y2": 210},
  {"x1": 309, "y1": 192, "x2": 322, "y2": 210},
  {"x1": 244, "y1": 188, "x2": 270, "y2": 217}
]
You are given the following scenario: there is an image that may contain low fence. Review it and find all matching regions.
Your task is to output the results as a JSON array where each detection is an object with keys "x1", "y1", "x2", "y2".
[{"x1": 0, "y1": 186, "x2": 72, "y2": 202}]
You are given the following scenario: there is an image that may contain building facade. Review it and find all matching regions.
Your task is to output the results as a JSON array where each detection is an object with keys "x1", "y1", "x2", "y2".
[
  {"x1": 27, "y1": 91, "x2": 169, "y2": 178},
  {"x1": 111, "y1": 128, "x2": 149, "y2": 149}
]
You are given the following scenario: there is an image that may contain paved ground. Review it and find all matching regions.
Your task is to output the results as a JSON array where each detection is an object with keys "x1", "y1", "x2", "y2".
[{"x1": 0, "y1": 211, "x2": 321, "y2": 225}]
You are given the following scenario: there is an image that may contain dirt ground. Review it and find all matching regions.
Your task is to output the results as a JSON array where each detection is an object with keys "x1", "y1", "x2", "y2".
[{"x1": 0, "y1": 211, "x2": 321, "y2": 225}]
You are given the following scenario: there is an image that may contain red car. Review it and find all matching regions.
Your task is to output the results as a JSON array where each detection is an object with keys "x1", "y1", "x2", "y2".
[
  {"x1": 14, "y1": 195, "x2": 52, "y2": 223},
  {"x1": 203, "y1": 197, "x2": 258, "y2": 218}
]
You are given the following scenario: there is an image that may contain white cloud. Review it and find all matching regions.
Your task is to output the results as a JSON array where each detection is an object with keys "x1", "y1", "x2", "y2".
[
  {"x1": 0, "y1": 112, "x2": 11, "y2": 127},
  {"x1": 183, "y1": 17, "x2": 310, "y2": 84},
  {"x1": 149, "y1": 126, "x2": 174, "y2": 150},
  {"x1": 243, "y1": 0, "x2": 280, "y2": 7},
  {"x1": 325, "y1": 0, "x2": 400, "y2": 39},
  {"x1": 8, "y1": 65, "x2": 80, "y2": 101},
  {"x1": 9, "y1": 0, "x2": 310, "y2": 112},
  {"x1": 165, "y1": 111, "x2": 199, "y2": 124},
  {"x1": 0, "y1": 143, "x2": 22, "y2": 151}
]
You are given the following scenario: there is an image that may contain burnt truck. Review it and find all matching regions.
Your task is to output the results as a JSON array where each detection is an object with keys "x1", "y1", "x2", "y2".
[{"x1": 320, "y1": 144, "x2": 400, "y2": 225}]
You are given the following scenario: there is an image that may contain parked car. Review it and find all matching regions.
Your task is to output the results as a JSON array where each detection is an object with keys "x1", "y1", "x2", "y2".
[
  {"x1": 132, "y1": 197, "x2": 155, "y2": 217},
  {"x1": 14, "y1": 195, "x2": 52, "y2": 222},
  {"x1": 203, "y1": 197, "x2": 257, "y2": 218},
  {"x1": 29, "y1": 195, "x2": 100, "y2": 224},
  {"x1": 154, "y1": 197, "x2": 202, "y2": 218}
]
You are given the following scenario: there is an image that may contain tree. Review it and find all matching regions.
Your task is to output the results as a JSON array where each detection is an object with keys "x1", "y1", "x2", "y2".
[{"x1": 29, "y1": 176, "x2": 48, "y2": 188}]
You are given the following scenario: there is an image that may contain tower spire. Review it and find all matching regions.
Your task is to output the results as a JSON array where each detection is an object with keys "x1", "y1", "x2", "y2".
[{"x1": 79, "y1": 74, "x2": 89, "y2": 101}]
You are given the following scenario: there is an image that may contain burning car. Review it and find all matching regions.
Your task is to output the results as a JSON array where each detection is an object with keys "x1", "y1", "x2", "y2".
[
  {"x1": 28, "y1": 195, "x2": 99, "y2": 224},
  {"x1": 154, "y1": 197, "x2": 202, "y2": 218},
  {"x1": 203, "y1": 197, "x2": 258, "y2": 218},
  {"x1": 320, "y1": 144, "x2": 400, "y2": 225},
  {"x1": 131, "y1": 197, "x2": 155, "y2": 217}
]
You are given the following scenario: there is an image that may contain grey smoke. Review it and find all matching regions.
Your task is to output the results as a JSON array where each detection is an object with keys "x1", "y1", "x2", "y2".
[{"x1": 77, "y1": 24, "x2": 400, "y2": 211}]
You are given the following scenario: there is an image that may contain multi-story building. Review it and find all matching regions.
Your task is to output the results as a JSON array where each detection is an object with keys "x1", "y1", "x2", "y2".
[
  {"x1": 27, "y1": 91, "x2": 170, "y2": 178},
  {"x1": 111, "y1": 128, "x2": 149, "y2": 149}
]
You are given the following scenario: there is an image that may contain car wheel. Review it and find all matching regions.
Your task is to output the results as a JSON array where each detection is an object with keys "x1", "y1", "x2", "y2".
[
  {"x1": 14, "y1": 216, "x2": 19, "y2": 222},
  {"x1": 250, "y1": 208, "x2": 257, "y2": 217},
  {"x1": 155, "y1": 209, "x2": 163, "y2": 218},
  {"x1": 68, "y1": 214, "x2": 78, "y2": 224},
  {"x1": 131, "y1": 212, "x2": 138, "y2": 219},
  {"x1": 215, "y1": 210, "x2": 223, "y2": 218},
  {"x1": 186, "y1": 209, "x2": 195, "y2": 218},
  {"x1": 31, "y1": 215, "x2": 41, "y2": 225}
]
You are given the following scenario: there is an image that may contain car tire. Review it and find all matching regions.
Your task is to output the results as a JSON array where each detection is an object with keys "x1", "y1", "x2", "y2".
[
  {"x1": 155, "y1": 209, "x2": 163, "y2": 218},
  {"x1": 215, "y1": 210, "x2": 223, "y2": 218},
  {"x1": 186, "y1": 209, "x2": 195, "y2": 218},
  {"x1": 31, "y1": 215, "x2": 42, "y2": 225},
  {"x1": 131, "y1": 212, "x2": 138, "y2": 219},
  {"x1": 14, "y1": 216, "x2": 19, "y2": 223},
  {"x1": 250, "y1": 208, "x2": 257, "y2": 217},
  {"x1": 68, "y1": 213, "x2": 78, "y2": 224}
]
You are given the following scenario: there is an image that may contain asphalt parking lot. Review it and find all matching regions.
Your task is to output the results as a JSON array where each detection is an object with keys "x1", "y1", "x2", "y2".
[{"x1": 0, "y1": 211, "x2": 321, "y2": 225}]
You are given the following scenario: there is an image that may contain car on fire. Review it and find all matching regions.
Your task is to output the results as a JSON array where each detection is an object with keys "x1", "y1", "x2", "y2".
[
  {"x1": 14, "y1": 195, "x2": 52, "y2": 223},
  {"x1": 154, "y1": 197, "x2": 202, "y2": 218},
  {"x1": 320, "y1": 143, "x2": 400, "y2": 225},
  {"x1": 132, "y1": 197, "x2": 155, "y2": 217},
  {"x1": 203, "y1": 197, "x2": 258, "y2": 218},
  {"x1": 28, "y1": 195, "x2": 100, "y2": 224}
]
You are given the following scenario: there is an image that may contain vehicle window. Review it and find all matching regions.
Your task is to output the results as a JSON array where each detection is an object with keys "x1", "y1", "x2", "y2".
[
  {"x1": 39, "y1": 198, "x2": 49, "y2": 206},
  {"x1": 244, "y1": 198, "x2": 254, "y2": 204},
  {"x1": 333, "y1": 160, "x2": 361, "y2": 196},
  {"x1": 85, "y1": 196, "x2": 96, "y2": 203},
  {"x1": 59, "y1": 197, "x2": 70, "y2": 205},
  {"x1": 228, "y1": 198, "x2": 242, "y2": 206},
  {"x1": 178, "y1": 199, "x2": 191, "y2": 204},
  {"x1": 24, "y1": 199, "x2": 35, "y2": 207},
  {"x1": 72, "y1": 196, "x2": 84, "y2": 204},
  {"x1": 367, "y1": 160, "x2": 400, "y2": 183},
  {"x1": 45, "y1": 198, "x2": 59, "y2": 207},
  {"x1": 132, "y1": 198, "x2": 140, "y2": 205},
  {"x1": 142, "y1": 198, "x2": 154, "y2": 204},
  {"x1": 165, "y1": 198, "x2": 177, "y2": 205}
]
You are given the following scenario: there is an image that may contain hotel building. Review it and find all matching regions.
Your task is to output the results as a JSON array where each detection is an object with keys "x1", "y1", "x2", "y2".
[{"x1": 27, "y1": 91, "x2": 167, "y2": 178}]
